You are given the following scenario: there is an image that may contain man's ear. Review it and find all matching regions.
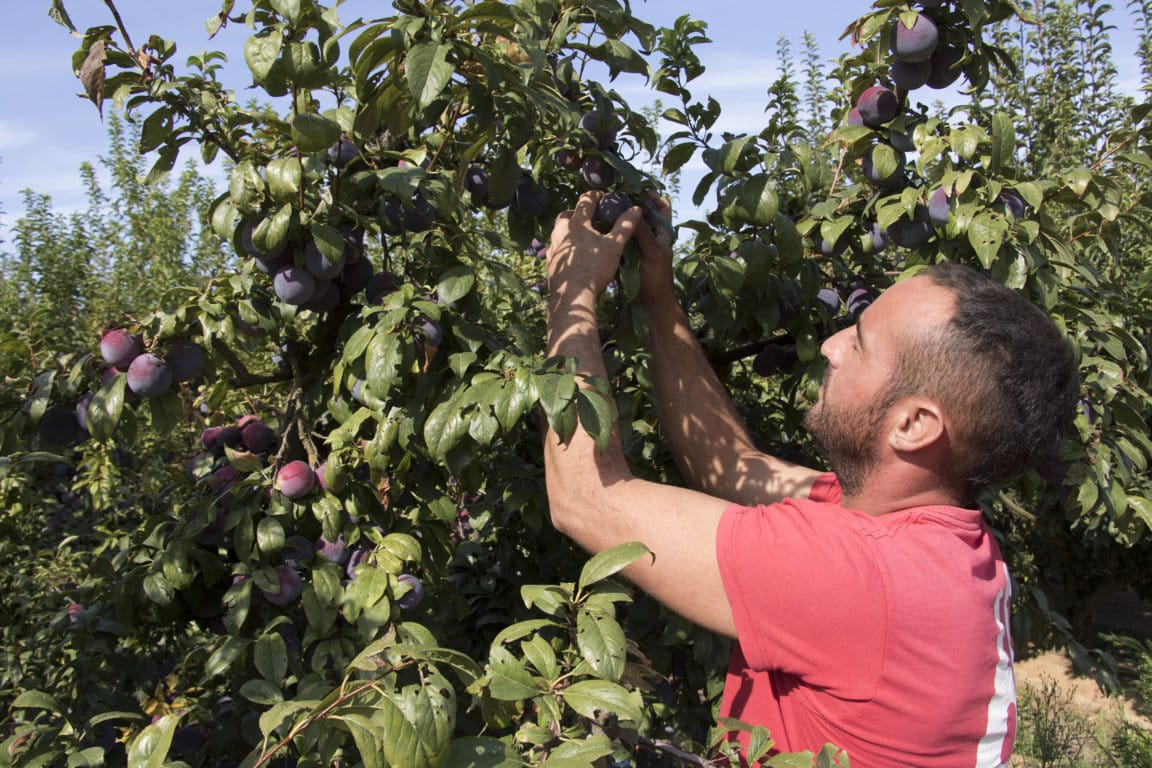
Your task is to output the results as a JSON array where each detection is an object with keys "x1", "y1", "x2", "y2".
[{"x1": 888, "y1": 397, "x2": 948, "y2": 453}]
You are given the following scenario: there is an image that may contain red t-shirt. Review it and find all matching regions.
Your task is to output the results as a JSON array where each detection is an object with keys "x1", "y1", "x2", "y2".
[{"x1": 716, "y1": 474, "x2": 1016, "y2": 767}]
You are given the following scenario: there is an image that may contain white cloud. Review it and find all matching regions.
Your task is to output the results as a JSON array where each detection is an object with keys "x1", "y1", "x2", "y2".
[{"x1": 0, "y1": 122, "x2": 35, "y2": 151}]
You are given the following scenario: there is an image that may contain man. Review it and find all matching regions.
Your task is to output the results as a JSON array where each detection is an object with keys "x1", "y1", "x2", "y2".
[{"x1": 543, "y1": 191, "x2": 1081, "y2": 767}]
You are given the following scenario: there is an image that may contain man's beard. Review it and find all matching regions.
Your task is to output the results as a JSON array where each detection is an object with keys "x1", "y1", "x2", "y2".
[{"x1": 803, "y1": 372, "x2": 893, "y2": 497}]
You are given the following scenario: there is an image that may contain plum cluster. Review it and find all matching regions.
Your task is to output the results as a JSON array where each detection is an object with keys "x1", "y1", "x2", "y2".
[
  {"x1": 888, "y1": 4, "x2": 966, "y2": 93},
  {"x1": 239, "y1": 219, "x2": 374, "y2": 312},
  {"x1": 98, "y1": 329, "x2": 206, "y2": 398}
]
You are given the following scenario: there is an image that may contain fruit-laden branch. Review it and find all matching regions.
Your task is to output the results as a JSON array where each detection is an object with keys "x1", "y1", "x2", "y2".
[{"x1": 210, "y1": 338, "x2": 293, "y2": 389}]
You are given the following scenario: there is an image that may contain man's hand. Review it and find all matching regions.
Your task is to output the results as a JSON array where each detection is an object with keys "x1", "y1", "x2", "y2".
[
  {"x1": 633, "y1": 192, "x2": 676, "y2": 307},
  {"x1": 547, "y1": 191, "x2": 642, "y2": 300}
]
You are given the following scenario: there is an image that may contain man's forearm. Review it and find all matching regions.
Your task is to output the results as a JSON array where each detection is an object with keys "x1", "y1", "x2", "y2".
[{"x1": 641, "y1": 292, "x2": 764, "y2": 498}]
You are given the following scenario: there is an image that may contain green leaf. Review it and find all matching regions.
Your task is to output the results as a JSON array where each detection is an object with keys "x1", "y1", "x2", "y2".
[
  {"x1": 291, "y1": 113, "x2": 342, "y2": 153},
  {"x1": 438, "y1": 265, "x2": 476, "y2": 305},
  {"x1": 989, "y1": 112, "x2": 1016, "y2": 173},
  {"x1": 127, "y1": 714, "x2": 180, "y2": 768},
  {"x1": 148, "y1": 389, "x2": 183, "y2": 434},
  {"x1": 425, "y1": 396, "x2": 469, "y2": 460},
  {"x1": 366, "y1": 332, "x2": 402, "y2": 397},
  {"x1": 11, "y1": 690, "x2": 63, "y2": 714},
  {"x1": 560, "y1": 680, "x2": 643, "y2": 723},
  {"x1": 520, "y1": 586, "x2": 571, "y2": 617},
  {"x1": 575, "y1": 387, "x2": 615, "y2": 452},
  {"x1": 205, "y1": 635, "x2": 250, "y2": 679},
  {"x1": 244, "y1": 31, "x2": 282, "y2": 81},
  {"x1": 48, "y1": 0, "x2": 78, "y2": 32},
  {"x1": 575, "y1": 606, "x2": 626, "y2": 682},
  {"x1": 406, "y1": 42, "x2": 455, "y2": 110},
  {"x1": 950, "y1": 126, "x2": 980, "y2": 160},
  {"x1": 267, "y1": 157, "x2": 303, "y2": 202},
  {"x1": 720, "y1": 175, "x2": 778, "y2": 227},
  {"x1": 578, "y1": 542, "x2": 651, "y2": 591},
  {"x1": 67, "y1": 747, "x2": 107, "y2": 767},
  {"x1": 494, "y1": 624, "x2": 560, "y2": 655},
  {"x1": 543, "y1": 736, "x2": 614, "y2": 766},
  {"x1": 87, "y1": 372, "x2": 126, "y2": 443},
  {"x1": 1129, "y1": 496, "x2": 1152, "y2": 534},
  {"x1": 270, "y1": 0, "x2": 302, "y2": 21},
  {"x1": 240, "y1": 678, "x2": 285, "y2": 706},
  {"x1": 537, "y1": 373, "x2": 576, "y2": 422},
  {"x1": 255, "y1": 631, "x2": 288, "y2": 684},
  {"x1": 311, "y1": 222, "x2": 345, "y2": 263},
  {"x1": 967, "y1": 211, "x2": 1007, "y2": 269},
  {"x1": 446, "y1": 736, "x2": 524, "y2": 768},
  {"x1": 488, "y1": 650, "x2": 545, "y2": 701}
]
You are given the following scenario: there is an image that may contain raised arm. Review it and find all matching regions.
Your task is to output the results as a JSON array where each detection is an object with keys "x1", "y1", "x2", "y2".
[
  {"x1": 633, "y1": 196, "x2": 821, "y2": 507},
  {"x1": 543, "y1": 192, "x2": 736, "y2": 638}
]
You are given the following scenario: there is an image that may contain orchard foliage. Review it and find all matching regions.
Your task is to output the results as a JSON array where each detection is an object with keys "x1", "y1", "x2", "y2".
[{"x1": 2, "y1": 0, "x2": 1151, "y2": 765}]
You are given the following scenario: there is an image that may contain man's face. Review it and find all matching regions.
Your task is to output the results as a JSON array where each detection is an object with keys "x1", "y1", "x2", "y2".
[{"x1": 803, "y1": 276, "x2": 955, "y2": 495}]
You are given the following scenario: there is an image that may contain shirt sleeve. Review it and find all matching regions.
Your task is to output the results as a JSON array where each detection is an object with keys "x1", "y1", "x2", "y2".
[{"x1": 716, "y1": 489, "x2": 887, "y2": 701}]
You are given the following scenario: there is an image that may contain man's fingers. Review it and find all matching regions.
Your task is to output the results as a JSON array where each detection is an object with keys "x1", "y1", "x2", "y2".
[
  {"x1": 608, "y1": 206, "x2": 642, "y2": 246},
  {"x1": 571, "y1": 191, "x2": 601, "y2": 226},
  {"x1": 645, "y1": 190, "x2": 672, "y2": 219}
]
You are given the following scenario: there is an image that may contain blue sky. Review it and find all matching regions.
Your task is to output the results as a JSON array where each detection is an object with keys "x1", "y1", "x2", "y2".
[{"x1": 0, "y1": 1, "x2": 1144, "y2": 243}]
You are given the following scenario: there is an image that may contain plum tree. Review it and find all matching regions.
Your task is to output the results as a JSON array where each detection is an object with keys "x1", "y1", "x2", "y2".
[
  {"x1": 13, "y1": 2, "x2": 1148, "y2": 767},
  {"x1": 126, "y1": 353, "x2": 173, "y2": 397}
]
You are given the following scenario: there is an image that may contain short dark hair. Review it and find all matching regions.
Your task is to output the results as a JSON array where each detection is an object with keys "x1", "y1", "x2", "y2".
[{"x1": 893, "y1": 264, "x2": 1080, "y2": 496}]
